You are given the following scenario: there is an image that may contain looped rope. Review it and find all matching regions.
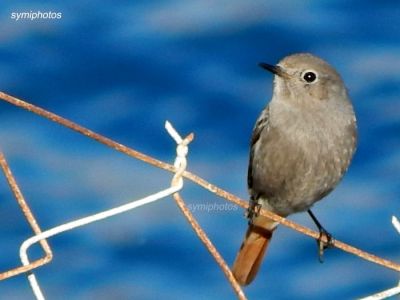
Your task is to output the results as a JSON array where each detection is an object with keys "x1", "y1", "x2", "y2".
[{"x1": 165, "y1": 121, "x2": 194, "y2": 188}]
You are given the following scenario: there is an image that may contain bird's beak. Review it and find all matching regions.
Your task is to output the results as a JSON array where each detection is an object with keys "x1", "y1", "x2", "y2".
[{"x1": 258, "y1": 62, "x2": 289, "y2": 78}]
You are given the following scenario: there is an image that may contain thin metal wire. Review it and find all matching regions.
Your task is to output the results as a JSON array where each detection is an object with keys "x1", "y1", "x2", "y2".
[
  {"x1": 18, "y1": 122, "x2": 186, "y2": 300},
  {"x1": 2, "y1": 91, "x2": 399, "y2": 273},
  {"x1": 167, "y1": 121, "x2": 246, "y2": 300},
  {"x1": 21, "y1": 184, "x2": 183, "y2": 299},
  {"x1": 1, "y1": 91, "x2": 400, "y2": 299},
  {"x1": 173, "y1": 193, "x2": 247, "y2": 300},
  {"x1": 0, "y1": 153, "x2": 53, "y2": 281}
]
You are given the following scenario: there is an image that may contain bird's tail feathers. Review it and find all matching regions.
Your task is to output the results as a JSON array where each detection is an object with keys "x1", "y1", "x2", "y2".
[{"x1": 232, "y1": 217, "x2": 277, "y2": 285}]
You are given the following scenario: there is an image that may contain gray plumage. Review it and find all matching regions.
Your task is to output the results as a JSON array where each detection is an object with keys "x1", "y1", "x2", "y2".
[
  {"x1": 232, "y1": 53, "x2": 357, "y2": 286},
  {"x1": 248, "y1": 53, "x2": 357, "y2": 217}
]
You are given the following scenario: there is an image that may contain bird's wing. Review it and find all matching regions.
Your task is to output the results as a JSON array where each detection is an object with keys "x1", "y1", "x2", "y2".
[{"x1": 248, "y1": 106, "x2": 270, "y2": 198}]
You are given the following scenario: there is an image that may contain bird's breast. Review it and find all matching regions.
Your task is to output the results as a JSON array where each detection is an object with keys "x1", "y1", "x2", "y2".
[{"x1": 252, "y1": 102, "x2": 356, "y2": 215}]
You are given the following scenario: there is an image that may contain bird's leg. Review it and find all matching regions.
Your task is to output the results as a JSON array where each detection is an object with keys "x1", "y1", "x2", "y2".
[
  {"x1": 307, "y1": 209, "x2": 335, "y2": 262},
  {"x1": 246, "y1": 198, "x2": 262, "y2": 225}
]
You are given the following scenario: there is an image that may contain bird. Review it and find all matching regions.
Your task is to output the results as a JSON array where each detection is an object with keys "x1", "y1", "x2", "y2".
[{"x1": 232, "y1": 53, "x2": 357, "y2": 286}]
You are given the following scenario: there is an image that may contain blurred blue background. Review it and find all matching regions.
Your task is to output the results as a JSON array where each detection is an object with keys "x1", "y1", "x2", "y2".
[{"x1": 0, "y1": 1, "x2": 399, "y2": 299}]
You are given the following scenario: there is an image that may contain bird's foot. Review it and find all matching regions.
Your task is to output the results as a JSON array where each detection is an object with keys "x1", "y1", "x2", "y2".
[
  {"x1": 307, "y1": 209, "x2": 335, "y2": 262},
  {"x1": 246, "y1": 201, "x2": 262, "y2": 224},
  {"x1": 316, "y1": 227, "x2": 334, "y2": 263}
]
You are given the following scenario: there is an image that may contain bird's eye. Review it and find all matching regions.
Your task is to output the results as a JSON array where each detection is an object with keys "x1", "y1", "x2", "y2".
[{"x1": 302, "y1": 71, "x2": 318, "y2": 83}]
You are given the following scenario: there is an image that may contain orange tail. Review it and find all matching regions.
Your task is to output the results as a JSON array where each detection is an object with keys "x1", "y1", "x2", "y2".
[{"x1": 232, "y1": 217, "x2": 277, "y2": 285}]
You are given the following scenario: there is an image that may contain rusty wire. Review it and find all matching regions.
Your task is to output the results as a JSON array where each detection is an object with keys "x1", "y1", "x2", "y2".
[
  {"x1": 172, "y1": 192, "x2": 247, "y2": 300},
  {"x1": 0, "y1": 153, "x2": 52, "y2": 281},
  {"x1": 168, "y1": 128, "x2": 246, "y2": 300},
  {"x1": 0, "y1": 91, "x2": 399, "y2": 298}
]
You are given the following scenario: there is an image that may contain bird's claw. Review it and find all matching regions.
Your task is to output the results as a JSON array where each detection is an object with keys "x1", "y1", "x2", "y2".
[
  {"x1": 246, "y1": 202, "x2": 262, "y2": 224},
  {"x1": 316, "y1": 228, "x2": 334, "y2": 263}
]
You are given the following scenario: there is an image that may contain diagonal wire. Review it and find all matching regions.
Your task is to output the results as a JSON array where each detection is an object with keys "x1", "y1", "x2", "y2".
[
  {"x1": 166, "y1": 121, "x2": 246, "y2": 300},
  {"x1": 1, "y1": 91, "x2": 400, "y2": 300},
  {"x1": 18, "y1": 121, "x2": 186, "y2": 300},
  {"x1": 173, "y1": 193, "x2": 247, "y2": 300},
  {"x1": 21, "y1": 184, "x2": 183, "y2": 300},
  {"x1": 0, "y1": 153, "x2": 52, "y2": 281}
]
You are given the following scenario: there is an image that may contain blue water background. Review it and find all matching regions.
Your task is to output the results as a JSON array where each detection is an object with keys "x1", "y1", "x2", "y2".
[{"x1": 0, "y1": 1, "x2": 400, "y2": 299}]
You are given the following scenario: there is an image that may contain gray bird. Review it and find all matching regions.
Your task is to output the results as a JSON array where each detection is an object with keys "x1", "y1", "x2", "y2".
[{"x1": 232, "y1": 53, "x2": 357, "y2": 286}]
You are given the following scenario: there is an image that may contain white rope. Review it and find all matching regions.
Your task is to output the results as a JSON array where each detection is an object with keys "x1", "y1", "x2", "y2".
[
  {"x1": 20, "y1": 121, "x2": 190, "y2": 300},
  {"x1": 358, "y1": 216, "x2": 400, "y2": 300},
  {"x1": 392, "y1": 216, "x2": 400, "y2": 235},
  {"x1": 359, "y1": 286, "x2": 400, "y2": 300},
  {"x1": 165, "y1": 120, "x2": 190, "y2": 188}
]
